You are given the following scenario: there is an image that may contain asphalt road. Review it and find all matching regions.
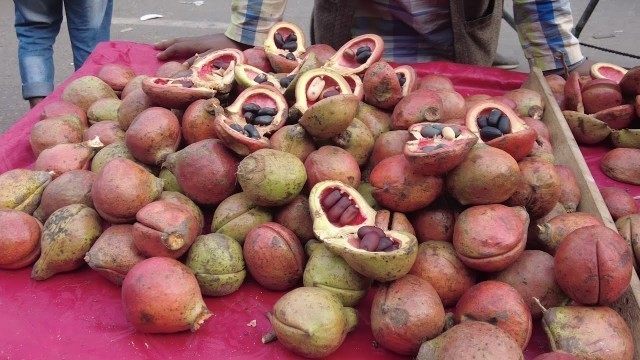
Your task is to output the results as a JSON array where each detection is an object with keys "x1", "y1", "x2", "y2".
[{"x1": 1, "y1": 0, "x2": 639, "y2": 135}]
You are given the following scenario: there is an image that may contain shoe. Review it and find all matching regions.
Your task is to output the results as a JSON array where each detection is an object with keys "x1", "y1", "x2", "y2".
[{"x1": 492, "y1": 53, "x2": 520, "y2": 70}]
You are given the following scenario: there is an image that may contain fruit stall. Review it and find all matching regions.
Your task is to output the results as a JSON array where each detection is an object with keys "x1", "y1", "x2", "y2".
[{"x1": 1, "y1": 35, "x2": 639, "y2": 360}]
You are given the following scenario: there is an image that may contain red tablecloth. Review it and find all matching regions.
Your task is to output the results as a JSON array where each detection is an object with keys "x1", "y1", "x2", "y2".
[{"x1": 0, "y1": 41, "x2": 638, "y2": 360}]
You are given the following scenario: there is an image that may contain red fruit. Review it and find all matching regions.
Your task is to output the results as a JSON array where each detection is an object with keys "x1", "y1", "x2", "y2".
[
  {"x1": 408, "y1": 199, "x2": 456, "y2": 243},
  {"x1": 554, "y1": 225, "x2": 633, "y2": 305},
  {"x1": 362, "y1": 60, "x2": 403, "y2": 110},
  {"x1": 181, "y1": 98, "x2": 219, "y2": 145},
  {"x1": 416, "y1": 74, "x2": 454, "y2": 92},
  {"x1": 126, "y1": 107, "x2": 181, "y2": 165},
  {"x1": 0, "y1": 210, "x2": 42, "y2": 269},
  {"x1": 98, "y1": 63, "x2": 136, "y2": 92},
  {"x1": 455, "y1": 280, "x2": 532, "y2": 349},
  {"x1": 581, "y1": 78, "x2": 623, "y2": 114},
  {"x1": 537, "y1": 212, "x2": 602, "y2": 254},
  {"x1": 369, "y1": 154, "x2": 443, "y2": 213},
  {"x1": 304, "y1": 145, "x2": 361, "y2": 190},
  {"x1": 554, "y1": 164, "x2": 581, "y2": 213},
  {"x1": 40, "y1": 100, "x2": 88, "y2": 127},
  {"x1": 599, "y1": 186, "x2": 639, "y2": 220},
  {"x1": 409, "y1": 241, "x2": 476, "y2": 307},
  {"x1": 121, "y1": 257, "x2": 213, "y2": 333},
  {"x1": 453, "y1": 204, "x2": 529, "y2": 272},
  {"x1": 369, "y1": 130, "x2": 411, "y2": 168},
  {"x1": 371, "y1": 274, "x2": 445, "y2": 355},
  {"x1": 133, "y1": 201, "x2": 200, "y2": 259},
  {"x1": 91, "y1": 158, "x2": 164, "y2": 224},
  {"x1": 162, "y1": 139, "x2": 239, "y2": 206},
  {"x1": 243, "y1": 222, "x2": 305, "y2": 291},
  {"x1": 391, "y1": 89, "x2": 443, "y2": 130},
  {"x1": 155, "y1": 61, "x2": 189, "y2": 78}
]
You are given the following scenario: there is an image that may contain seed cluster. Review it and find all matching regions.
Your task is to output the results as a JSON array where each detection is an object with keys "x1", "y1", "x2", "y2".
[
  {"x1": 242, "y1": 103, "x2": 277, "y2": 126},
  {"x1": 357, "y1": 226, "x2": 399, "y2": 252},
  {"x1": 477, "y1": 108, "x2": 511, "y2": 141},
  {"x1": 321, "y1": 189, "x2": 359, "y2": 226},
  {"x1": 229, "y1": 102, "x2": 279, "y2": 139},
  {"x1": 276, "y1": 32, "x2": 298, "y2": 61},
  {"x1": 419, "y1": 124, "x2": 461, "y2": 151},
  {"x1": 355, "y1": 46, "x2": 372, "y2": 64}
]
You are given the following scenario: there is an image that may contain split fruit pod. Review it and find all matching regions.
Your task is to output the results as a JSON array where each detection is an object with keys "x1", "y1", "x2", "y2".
[
  {"x1": 554, "y1": 225, "x2": 633, "y2": 305},
  {"x1": 308, "y1": 180, "x2": 418, "y2": 282}
]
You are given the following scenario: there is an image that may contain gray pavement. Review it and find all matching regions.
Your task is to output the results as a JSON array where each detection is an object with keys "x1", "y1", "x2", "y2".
[{"x1": 1, "y1": 0, "x2": 638, "y2": 135}]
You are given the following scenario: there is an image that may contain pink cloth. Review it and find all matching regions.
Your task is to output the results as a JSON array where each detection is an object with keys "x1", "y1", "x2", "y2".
[{"x1": 0, "y1": 41, "x2": 636, "y2": 359}]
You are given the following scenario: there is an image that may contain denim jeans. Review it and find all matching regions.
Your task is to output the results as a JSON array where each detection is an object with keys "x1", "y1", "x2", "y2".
[{"x1": 14, "y1": 0, "x2": 113, "y2": 99}]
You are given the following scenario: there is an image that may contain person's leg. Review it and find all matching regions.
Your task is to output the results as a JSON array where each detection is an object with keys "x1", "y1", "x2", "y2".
[
  {"x1": 63, "y1": 0, "x2": 112, "y2": 70},
  {"x1": 13, "y1": 0, "x2": 64, "y2": 106},
  {"x1": 513, "y1": 0, "x2": 584, "y2": 74}
]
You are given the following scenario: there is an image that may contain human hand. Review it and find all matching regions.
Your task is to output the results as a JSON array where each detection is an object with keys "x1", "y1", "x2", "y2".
[{"x1": 153, "y1": 34, "x2": 250, "y2": 66}]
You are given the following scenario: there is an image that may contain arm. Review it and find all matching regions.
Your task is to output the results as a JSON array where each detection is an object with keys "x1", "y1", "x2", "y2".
[
  {"x1": 154, "y1": 0, "x2": 288, "y2": 63},
  {"x1": 513, "y1": 0, "x2": 586, "y2": 74}
]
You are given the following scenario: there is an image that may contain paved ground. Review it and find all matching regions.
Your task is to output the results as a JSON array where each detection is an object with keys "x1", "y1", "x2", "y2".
[{"x1": 1, "y1": 0, "x2": 638, "y2": 134}]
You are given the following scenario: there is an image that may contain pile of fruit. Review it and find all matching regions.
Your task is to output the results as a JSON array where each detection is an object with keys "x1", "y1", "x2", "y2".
[{"x1": 1, "y1": 21, "x2": 639, "y2": 359}]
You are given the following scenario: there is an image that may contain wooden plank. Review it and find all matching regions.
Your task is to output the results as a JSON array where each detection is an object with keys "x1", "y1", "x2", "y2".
[{"x1": 523, "y1": 67, "x2": 640, "y2": 359}]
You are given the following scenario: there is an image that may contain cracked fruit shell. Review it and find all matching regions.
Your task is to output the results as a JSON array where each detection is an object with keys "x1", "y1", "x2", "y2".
[{"x1": 309, "y1": 180, "x2": 418, "y2": 282}]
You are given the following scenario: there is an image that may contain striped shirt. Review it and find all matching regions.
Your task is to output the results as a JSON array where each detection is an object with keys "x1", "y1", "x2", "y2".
[{"x1": 224, "y1": 0, "x2": 583, "y2": 71}]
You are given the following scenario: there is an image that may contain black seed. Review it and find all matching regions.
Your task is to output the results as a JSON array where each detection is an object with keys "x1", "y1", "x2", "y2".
[
  {"x1": 274, "y1": 33, "x2": 285, "y2": 47},
  {"x1": 356, "y1": 50, "x2": 371, "y2": 64},
  {"x1": 242, "y1": 103, "x2": 261, "y2": 113},
  {"x1": 431, "y1": 124, "x2": 445, "y2": 131},
  {"x1": 285, "y1": 53, "x2": 296, "y2": 61},
  {"x1": 257, "y1": 107, "x2": 277, "y2": 116},
  {"x1": 321, "y1": 88, "x2": 341, "y2": 99},
  {"x1": 230, "y1": 123, "x2": 245, "y2": 133},
  {"x1": 420, "y1": 126, "x2": 441, "y2": 138},
  {"x1": 356, "y1": 45, "x2": 372, "y2": 56},
  {"x1": 450, "y1": 126, "x2": 461, "y2": 137},
  {"x1": 488, "y1": 108, "x2": 502, "y2": 127},
  {"x1": 282, "y1": 41, "x2": 298, "y2": 52},
  {"x1": 498, "y1": 115, "x2": 511, "y2": 134},
  {"x1": 285, "y1": 33, "x2": 297, "y2": 43},
  {"x1": 480, "y1": 126, "x2": 503, "y2": 140},
  {"x1": 243, "y1": 112, "x2": 255, "y2": 123},
  {"x1": 253, "y1": 73, "x2": 268, "y2": 83},
  {"x1": 244, "y1": 124, "x2": 261, "y2": 139},
  {"x1": 253, "y1": 115, "x2": 274, "y2": 126},
  {"x1": 213, "y1": 60, "x2": 229, "y2": 69},
  {"x1": 421, "y1": 144, "x2": 446, "y2": 151},
  {"x1": 477, "y1": 115, "x2": 489, "y2": 128},
  {"x1": 279, "y1": 76, "x2": 293, "y2": 88},
  {"x1": 397, "y1": 73, "x2": 406, "y2": 86}
]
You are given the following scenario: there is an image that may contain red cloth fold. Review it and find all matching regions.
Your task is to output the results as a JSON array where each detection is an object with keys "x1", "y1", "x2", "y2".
[{"x1": 0, "y1": 41, "x2": 636, "y2": 359}]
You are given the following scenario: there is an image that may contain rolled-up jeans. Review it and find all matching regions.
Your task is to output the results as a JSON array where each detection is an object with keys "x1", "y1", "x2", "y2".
[{"x1": 13, "y1": 0, "x2": 113, "y2": 100}]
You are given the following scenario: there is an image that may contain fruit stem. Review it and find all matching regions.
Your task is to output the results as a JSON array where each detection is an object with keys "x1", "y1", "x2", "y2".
[
  {"x1": 163, "y1": 233, "x2": 185, "y2": 250},
  {"x1": 190, "y1": 307, "x2": 213, "y2": 332},
  {"x1": 532, "y1": 297, "x2": 548, "y2": 313},
  {"x1": 262, "y1": 331, "x2": 277, "y2": 344}
]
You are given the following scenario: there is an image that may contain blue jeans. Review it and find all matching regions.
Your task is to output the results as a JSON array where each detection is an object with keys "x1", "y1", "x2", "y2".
[{"x1": 14, "y1": 0, "x2": 113, "y2": 99}]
